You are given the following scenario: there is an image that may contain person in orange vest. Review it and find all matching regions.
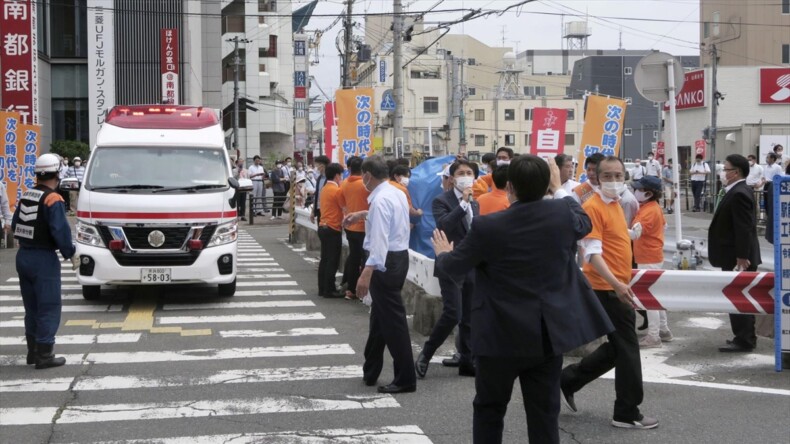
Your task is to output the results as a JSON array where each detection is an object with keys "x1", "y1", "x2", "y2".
[
  {"x1": 477, "y1": 165, "x2": 510, "y2": 216},
  {"x1": 572, "y1": 153, "x2": 605, "y2": 205},
  {"x1": 473, "y1": 148, "x2": 513, "y2": 199},
  {"x1": 472, "y1": 153, "x2": 496, "y2": 199}
]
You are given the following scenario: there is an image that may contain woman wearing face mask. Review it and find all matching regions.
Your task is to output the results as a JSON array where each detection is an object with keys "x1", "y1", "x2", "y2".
[{"x1": 629, "y1": 176, "x2": 672, "y2": 348}]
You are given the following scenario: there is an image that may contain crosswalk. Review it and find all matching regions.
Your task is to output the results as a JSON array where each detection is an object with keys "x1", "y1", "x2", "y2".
[{"x1": 0, "y1": 231, "x2": 432, "y2": 443}]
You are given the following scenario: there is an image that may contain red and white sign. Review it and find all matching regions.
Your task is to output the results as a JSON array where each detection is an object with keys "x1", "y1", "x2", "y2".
[
  {"x1": 694, "y1": 139, "x2": 706, "y2": 159},
  {"x1": 323, "y1": 102, "x2": 337, "y2": 161},
  {"x1": 760, "y1": 68, "x2": 790, "y2": 104},
  {"x1": 1, "y1": 0, "x2": 37, "y2": 124},
  {"x1": 664, "y1": 69, "x2": 705, "y2": 111},
  {"x1": 160, "y1": 28, "x2": 179, "y2": 105},
  {"x1": 656, "y1": 140, "x2": 665, "y2": 165},
  {"x1": 529, "y1": 108, "x2": 567, "y2": 157}
]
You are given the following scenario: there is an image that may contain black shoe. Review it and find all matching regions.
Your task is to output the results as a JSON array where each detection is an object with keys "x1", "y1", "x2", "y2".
[
  {"x1": 719, "y1": 342, "x2": 755, "y2": 353},
  {"x1": 561, "y1": 386, "x2": 578, "y2": 413},
  {"x1": 637, "y1": 310, "x2": 648, "y2": 331},
  {"x1": 25, "y1": 335, "x2": 36, "y2": 365},
  {"x1": 415, "y1": 351, "x2": 430, "y2": 379},
  {"x1": 35, "y1": 343, "x2": 66, "y2": 369},
  {"x1": 442, "y1": 353, "x2": 461, "y2": 367},
  {"x1": 363, "y1": 376, "x2": 377, "y2": 387},
  {"x1": 377, "y1": 383, "x2": 416, "y2": 394},
  {"x1": 323, "y1": 291, "x2": 345, "y2": 299},
  {"x1": 240, "y1": 216, "x2": 247, "y2": 221},
  {"x1": 458, "y1": 362, "x2": 476, "y2": 377}
]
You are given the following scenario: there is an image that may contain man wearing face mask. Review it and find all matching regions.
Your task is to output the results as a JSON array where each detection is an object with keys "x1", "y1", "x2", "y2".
[
  {"x1": 645, "y1": 153, "x2": 661, "y2": 178},
  {"x1": 745, "y1": 155, "x2": 763, "y2": 189},
  {"x1": 773, "y1": 144, "x2": 788, "y2": 169},
  {"x1": 689, "y1": 155, "x2": 710, "y2": 212},
  {"x1": 66, "y1": 157, "x2": 85, "y2": 215},
  {"x1": 561, "y1": 156, "x2": 658, "y2": 430},
  {"x1": 415, "y1": 159, "x2": 479, "y2": 379},
  {"x1": 709, "y1": 154, "x2": 762, "y2": 353},
  {"x1": 389, "y1": 165, "x2": 423, "y2": 218}
]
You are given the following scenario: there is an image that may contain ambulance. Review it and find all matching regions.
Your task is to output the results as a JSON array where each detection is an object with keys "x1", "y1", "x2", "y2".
[{"x1": 65, "y1": 105, "x2": 240, "y2": 300}]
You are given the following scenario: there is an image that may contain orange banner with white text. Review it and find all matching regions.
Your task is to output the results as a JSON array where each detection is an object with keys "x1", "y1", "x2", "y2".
[
  {"x1": 1, "y1": 111, "x2": 41, "y2": 211},
  {"x1": 575, "y1": 95, "x2": 628, "y2": 183},
  {"x1": 336, "y1": 88, "x2": 375, "y2": 168}
]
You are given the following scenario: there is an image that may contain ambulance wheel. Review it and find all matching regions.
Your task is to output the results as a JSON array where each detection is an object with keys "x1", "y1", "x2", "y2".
[
  {"x1": 218, "y1": 279, "x2": 236, "y2": 297},
  {"x1": 82, "y1": 285, "x2": 101, "y2": 301}
]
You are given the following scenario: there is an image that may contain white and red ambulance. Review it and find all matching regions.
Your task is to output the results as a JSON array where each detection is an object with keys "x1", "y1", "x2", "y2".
[{"x1": 68, "y1": 105, "x2": 239, "y2": 300}]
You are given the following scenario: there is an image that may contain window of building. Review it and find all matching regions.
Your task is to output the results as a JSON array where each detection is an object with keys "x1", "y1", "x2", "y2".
[
  {"x1": 223, "y1": 16, "x2": 245, "y2": 34},
  {"x1": 524, "y1": 86, "x2": 546, "y2": 97},
  {"x1": 565, "y1": 134, "x2": 575, "y2": 146},
  {"x1": 784, "y1": 0, "x2": 790, "y2": 13},
  {"x1": 624, "y1": 128, "x2": 633, "y2": 136},
  {"x1": 524, "y1": 133, "x2": 530, "y2": 146},
  {"x1": 474, "y1": 135, "x2": 486, "y2": 146},
  {"x1": 260, "y1": 35, "x2": 278, "y2": 57},
  {"x1": 475, "y1": 109, "x2": 485, "y2": 121},
  {"x1": 504, "y1": 109, "x2": 515, "y2": 120},
  {"x1": 566, "y1": 109, "x2": 575, "y2": 120},
  {"x1": 37, "y1": 0, "x2": 47, "y2": 55},
  {"x1": 468, "y1": 87, "x2": 476, "y2": 96},
  {"x1": 222, "y1": 103, "x2": 247, "y2": 131},
  {"x1": 50, "y1": 0, "x2": 88, "y2": 57},
  {"x1": 783, "y1": 44, "x2": 790, "y2": 64},
  {"x1": 653, "y1": 130, "x2": 659, "y2": 139},
  {"x1": 712, "y1": 11, "x2": 720, "y2": 37},
  {"x1": 223, "y1": 50, "x2": 246, "y2": 83},
  {"x1": 703, "y1": 22, "x2": 710, "y2": 38},
  {"x1": 624, "y1": 66, "x2": 633, "y2": 75},
  {"x1": 52, "y1": 64, "x2": 89, "y2": 143},
  {"x1": 504, "y1": 134, "x2": 515, "y2": 146},
  {"x1": 524, "y1": 108, "x2": 532, "y2": 120},
  {"x1": 468, "y1": 58, "x2": 476, "y2": 66},
  {"x1": 258, "y1": 0, "x2": 277, "y2": 12},
  {"x1": 423, "y1": 97, "x2": 439, "y2": 114}
]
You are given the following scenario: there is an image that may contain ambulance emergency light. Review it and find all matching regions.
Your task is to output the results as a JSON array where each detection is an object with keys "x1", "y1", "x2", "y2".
[{"x1": 105, "y1": 105, "x2": 219, "y2": 130}]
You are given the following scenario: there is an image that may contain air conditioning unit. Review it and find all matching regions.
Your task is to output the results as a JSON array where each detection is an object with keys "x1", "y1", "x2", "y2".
[
  {"x1": 422, "y1": 145, "x2": 430, "y2": 153},
  {"x1": 403, "y1": 144, "x2": 412, "y2": 154},
  {"x1": 384, "y1": 146, "x2": 394, "y2": 155}
]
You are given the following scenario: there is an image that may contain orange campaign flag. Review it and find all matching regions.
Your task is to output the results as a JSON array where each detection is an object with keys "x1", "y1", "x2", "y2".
[
  {"x1": 574, "y1": 95, "x2": 628, "y2": 183},
  {"x1": 1, "y1": 110, "x2": 41, "y2": 212},
  {"x1": 335, "y1": 88, "x2": 375, "y2": 168}
]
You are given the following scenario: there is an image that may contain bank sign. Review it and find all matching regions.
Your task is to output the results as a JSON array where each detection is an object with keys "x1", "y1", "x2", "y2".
[{"x1": 665, "y1": 69, "x2": 705, "y2": 111}]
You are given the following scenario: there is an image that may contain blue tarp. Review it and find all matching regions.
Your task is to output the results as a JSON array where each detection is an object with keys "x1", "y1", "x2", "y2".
[{"x1": 407, "y1": 155, "x2": 456, "y2": 258}]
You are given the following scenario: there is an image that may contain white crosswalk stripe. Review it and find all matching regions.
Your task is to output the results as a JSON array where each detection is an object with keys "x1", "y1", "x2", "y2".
[{"x1": 0, "y1": 230, "x2": 433, "y2": 442}]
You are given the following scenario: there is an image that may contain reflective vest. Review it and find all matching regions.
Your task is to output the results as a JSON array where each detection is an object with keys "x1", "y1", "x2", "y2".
[{"x1": 13, "y1": 186, "x2": 59, "y2": 249}]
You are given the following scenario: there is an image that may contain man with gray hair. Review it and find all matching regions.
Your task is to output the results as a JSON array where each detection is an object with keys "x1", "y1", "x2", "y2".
[{"x1": 343, "y1": 156, "x2": 416, "y2": 394}]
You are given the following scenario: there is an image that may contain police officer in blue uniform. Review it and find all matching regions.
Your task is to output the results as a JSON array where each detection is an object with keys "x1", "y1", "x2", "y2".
[{"x1": 12, "y1": 153, "x2": 79, "y2": 369}]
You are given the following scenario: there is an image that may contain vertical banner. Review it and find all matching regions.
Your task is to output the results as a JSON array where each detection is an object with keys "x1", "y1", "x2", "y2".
[
  {"x1": 694, "y1": 139, "x2": 707, "y2": 159},
  {"x1": 87, "y1": 0, "x2": 115, "y2": 149},
  {"x1": 323, "y1": 102, "x2": 336, "y2": 161},
  {"x1": 773, "y1": 177, "x2": 790, "y2": 371},
  {"x1": 1, "y1": 110, "x2": 39, "y2": 211},
  {"x1": 293, "y1": 34, "x2": 309, "y2": 153},
  {"x1": 160, "y1": 28, "x2": 180, "y2": 105},
  {"x1": 656, "y1": 140, "x2": 666, "y2": 165},
  {"x1": 575, "y1": 95, "x2": 628, "y2": 183},
  {"x1": 529, "y1": 108, "x2": 567, "y2": 157},
  {"x1": 336, "y1": 88, "x2": 375, "y2": 167},
  {"x1": 1, "y1": 0, "x2": 37, "y2": 124}
]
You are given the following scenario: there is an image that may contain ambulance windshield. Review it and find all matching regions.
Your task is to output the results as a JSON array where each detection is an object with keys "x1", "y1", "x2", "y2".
[{"x1": 85, "y1": 147, "x2": 229, "y2": 192}]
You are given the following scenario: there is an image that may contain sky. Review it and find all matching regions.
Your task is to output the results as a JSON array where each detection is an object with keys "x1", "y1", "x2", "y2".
[{"x1": 298, "y1": 0, "x2": 701, "y2": 100}]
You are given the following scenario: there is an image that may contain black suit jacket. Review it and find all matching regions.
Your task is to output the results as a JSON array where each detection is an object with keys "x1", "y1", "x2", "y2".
[
  {"x1": 435, "y1": 196, "x2": 614, "y2": 358},
  {"x1": 708, "y1": 180, "x2": 762, "y2": 270},
  {"x1": 432, "y1": 190, "x2": 479, "y2": 278}
]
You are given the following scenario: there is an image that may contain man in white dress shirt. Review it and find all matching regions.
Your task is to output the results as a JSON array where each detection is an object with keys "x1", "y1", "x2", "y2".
[
  {"x1": 343, "y1": 156, "x2": 416, "y2": 394},
  {"x1": 745, "y1": 155, "x2": 764, "y2": 189},
  {"x1": 248, "y1": 156, "x2": 267, "y2": 215},
  {"x1": 645, "y1": 153, "x2": 661, "y2": 178}
]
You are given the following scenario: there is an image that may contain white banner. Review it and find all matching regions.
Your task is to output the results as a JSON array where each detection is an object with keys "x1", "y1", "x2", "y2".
[{"x1": 87, "y1": 0, "x2": 115, "y2": 149}]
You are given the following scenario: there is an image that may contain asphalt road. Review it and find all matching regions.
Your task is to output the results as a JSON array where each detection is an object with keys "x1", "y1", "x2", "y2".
[{"x1": 1, "y1": 224, "x2": 788, "y2": 444}]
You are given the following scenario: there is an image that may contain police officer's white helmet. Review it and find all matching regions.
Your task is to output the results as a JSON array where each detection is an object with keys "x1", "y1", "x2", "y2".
[{"x1": 35, "y1": 153, "x2": 62, "y2": 174}]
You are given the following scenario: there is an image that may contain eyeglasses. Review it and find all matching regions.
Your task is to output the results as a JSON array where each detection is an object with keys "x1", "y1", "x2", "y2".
[{"x1": 722, "y1": 168, "x2": 737, "y2": 172}]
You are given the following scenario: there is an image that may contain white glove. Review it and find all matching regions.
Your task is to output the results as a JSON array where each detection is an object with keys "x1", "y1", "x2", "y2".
[
  {"x1": 628, "y1": 222, "x2": 643, "y2": 240},
  {"x1": 70, "y1": 255, "x2": 80, "y2": 271}
]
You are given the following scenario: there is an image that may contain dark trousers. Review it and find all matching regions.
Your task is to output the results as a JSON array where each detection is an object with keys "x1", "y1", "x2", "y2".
[
  {"x1": 313, "y1": 208, "x2": 321, "y2": 225},
  {"x1": 58, "y1": 189, "x2": 70, "y2": 212},
  {"x1": 236, "y1": 191, "x2": 247, "y2": 218},
  {"x1": 423, "y1": 273, "x2": 473, "y2": 364},
  {"x1": 272, "y1": 190, "x2": 287, "y2": 217},
  {"x1": 16, "y1": 249, "x2": 62, "y2": 344},
  {"x1": 342, "y1": 230, "x2": 366, "y2": 294},
  {"x1": 691, "y1": 180, "x2": 705, "y2": 210},
  {"x1": 474, "y1": 355, "x2": 562, "y2": 444},
  {"x1": 363, "y1": 251, "x2": 416, "y2": 387},
  {"x1": 317, "y1": 226, "x2": 342, "y2": 296},
  {"x1": 561, "y1": 290, "x2": 643, "y2": 421},
  {"x1": 724, "y1": 264, "x2": 758, "y2": 348}
]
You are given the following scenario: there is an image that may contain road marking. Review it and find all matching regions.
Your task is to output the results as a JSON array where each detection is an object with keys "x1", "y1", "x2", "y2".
[
  {"x1": 234, "y1": 268, "x2": 285, "y2": 272},
  {"x1": 236, "y1": 273, "x2": 291, "y2": 279},
  {"x1": 219, "y1": 327, "x2": 338, "y2": 338},
  {"x1": 0, "y1": 284, "x2": 81, "y2": 291},
  {"x1": 238, "y1": 258, "x2": 275, "y2": 262},
  {"x1": 236, "y1": 280, "x2": 298, "y2": 287},
  {"x1": 0, "y1": 294, "x2": 86, "y2": 301},
  {"x1": 68, "y1": 426, "x2": 433, "y2": 443},
  {"x1": 234, "y1": 289, "x2": 306, "y2": 297},
  {"x1": 161, "y1": 300, "x2": 315, "y2": 310},
  {"x1": 0, "y1": 343, "x2": 354, "y2": 367},
  {"x1": 681, "y1": 317, "x2": 726, "y2": 330},
  {"x1": 1, "y1": 364, "x2": 361, "y2": 393},
  {"x1": 6, "y1": 276, "x2": 79, "y2": 282},
  {"x1": 0, "y1": 333, "x2": 141, "y2": 346},
  {"x1": 158, "y1": 312, "x2": 325, "y2": 324},
  {"x1": 0, "y1": 305, "x2": 123, "y2": 314},
  {"x1": 0, "y1": 394, "x2": 399, "y2": 425}
]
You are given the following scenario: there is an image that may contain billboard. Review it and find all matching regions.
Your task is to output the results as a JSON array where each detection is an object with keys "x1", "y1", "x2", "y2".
[
  {"x1": 1, "y1": 0, "x2": 37, "y2": 124},
  {"x1": 664, "y1": 69, "x2": 705, "y2": 111},
  {"x1": 160, "y1": 28, "x2": 179, "y2": 105},
  {"x1": 760, "y1": 68, "x2": 790, "y2": 105},
  {"x1": 87, "y1": 0, "x2": 115, "y2": 149}
]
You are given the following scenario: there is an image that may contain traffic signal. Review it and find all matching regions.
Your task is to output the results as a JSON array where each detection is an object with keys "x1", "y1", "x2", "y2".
[{"x1": 240, "y1": 97, "x2": 258, "y2": 112}]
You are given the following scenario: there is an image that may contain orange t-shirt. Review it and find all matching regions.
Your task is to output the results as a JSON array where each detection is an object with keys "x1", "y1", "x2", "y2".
[
  {"x1": 582, "y1": 193, "x2": 633, "y2": 291},
  {"x1": 472, "y1": 174, "x2": 494, "y2": 199},
  {"x1": 389, "y1": 180, "x2": 413, "y2": 208},
  {"x1": 318, "y1": 181, "x2": 343, "y2": 231},
  {"x1": 573, "y1": 181, "x2": 596, "y2": 204},
  {"x1": 477, "y1": 188, "x2": 510, "y2": 216},
  {"x1": 337, "y1": 175, "x2": 370, "y2": 232},
  {"x1": 632, "y1": 200, "x2": 666, "y2": 265}
]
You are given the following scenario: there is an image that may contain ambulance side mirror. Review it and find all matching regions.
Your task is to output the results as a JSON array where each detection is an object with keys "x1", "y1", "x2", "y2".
[{"x1": 60, "y1": 177, "x2": 80, "y2": 191}]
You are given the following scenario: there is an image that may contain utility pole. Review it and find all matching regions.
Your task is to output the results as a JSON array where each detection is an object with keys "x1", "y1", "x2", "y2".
[
  {"x1": 393, "y1": 0, "x2": 404, "y2": 154},
  {"x1": 709, "y1": 44, "x2": 719, "y2": 212},
  {"x1": 343, "y1": 0, "x2": 354, "y2": 88},
  {"x1": 228, "y1": 36, "x2": 251, "y2": 159}
]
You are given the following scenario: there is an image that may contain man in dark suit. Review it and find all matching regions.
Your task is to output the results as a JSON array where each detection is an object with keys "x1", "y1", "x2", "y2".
[
  {"x1": 709, "y1": 154, "x2": 762, "y2": 352},
  {"x1": 432, "y1": 155, "x2": 614, "y2": 444},
  {"x1": 415, "y1": 159, "x2": 479, "y2": 378}
]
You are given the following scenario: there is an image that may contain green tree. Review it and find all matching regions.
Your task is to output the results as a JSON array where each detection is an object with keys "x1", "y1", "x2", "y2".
[{"x1": 50, "y1": 140, "x2": 90, "y2": 163}]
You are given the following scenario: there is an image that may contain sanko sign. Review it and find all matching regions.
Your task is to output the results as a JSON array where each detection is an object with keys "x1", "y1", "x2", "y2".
[{"x1": 665, "y1": 70, "x2": 705, "y2": 111}]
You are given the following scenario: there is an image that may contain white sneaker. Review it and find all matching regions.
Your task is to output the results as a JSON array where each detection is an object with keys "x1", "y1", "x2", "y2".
[
  {"x1": 659, "y1": 330, "x2": 674, "y2": 342},
  {"x1": 270, "y1": 216, "x2": 276, "y2": 220},
  {"x1": 639, "y1": 335, "x2": 662, "y2": 349},
  {"x1": 612, "y1": 415, "x2": 659, "y2": 429}
]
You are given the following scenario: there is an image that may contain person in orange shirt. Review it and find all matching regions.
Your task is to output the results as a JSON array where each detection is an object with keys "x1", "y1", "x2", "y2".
[
  {"x1": 337, "y1": 156, "x2": 370, "y2": 300},
  {"x1": 472, "y1": 153, "x2": 497, "y2": 199},
  {"x1": 477, "y1": 165, "x2": 510, "y2": 215},
  {"x1": 561, "y1": 156, "x2": 658, "y2": 430},
  {"x1": 317, "y1": 163, "x2": 345, "y2": 298},
  {"x1": 629, "y1": 176, "x2": 672, "y2": 348},
  {"x1": 389, "y1": 165, "x2": 423, "y2": 218}
]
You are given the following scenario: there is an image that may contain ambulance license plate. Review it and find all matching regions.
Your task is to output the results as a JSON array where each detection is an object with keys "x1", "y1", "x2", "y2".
[{"x1": 141, "y1": 268, "x2": 171, "y2": 283}]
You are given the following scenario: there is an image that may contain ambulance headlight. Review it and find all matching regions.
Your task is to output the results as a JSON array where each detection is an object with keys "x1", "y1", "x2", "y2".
[
  {"x1": 75, "y1": 221, "x2": 105, "y2": 247},
  {"x1": 208, "y1": 220, "x2": 237, "y2": 247}
]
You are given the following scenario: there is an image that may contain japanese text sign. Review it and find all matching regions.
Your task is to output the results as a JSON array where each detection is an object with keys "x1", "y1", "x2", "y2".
[
  {"x1": 87, "y1": 0, "x2": 115, "y2": 149},
  {"x1": 336, "y1": 88, "x2": 375, "y2": 168},
  {"x1": 323, "y1": 102, "x2": 337, "y2": 162},
  {"x1": 575, "y1": 95, "x2": 628, "y2": 183},
  {"x1": 664, "y1": 70, "x2": 705, "y2": 111},
  {"x1": 1, "y1": 110, "x2": 40, "y2": 211},
  {"x1": 529, "y1": 108, "x2": 567, "y2": 157},
  {"x1": 160, "y1": 28, "x2": 179, "y2": 105},
  {"x1": 773, "y1": 178, "x2": 790, "y2": 371},
  {"x1": 1, "y1": 0, "x2": 37, "y2": 124}
]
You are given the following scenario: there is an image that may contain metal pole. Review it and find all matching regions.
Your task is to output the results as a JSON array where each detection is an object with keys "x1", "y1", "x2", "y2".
[
  {"x1": 343, "y1": 0, "x2": 354, "y2": 88},
  {"x1": 667, "y1": 58, "x2": 682, "y2": 244},
  {"x1": 709, "y1": 44, "x2": 719, "y2": 212},
  {"x1": 393, "y1": 0, "x2": 404, "y2": 153},
  {"x1": 232, "y1": 37, "x2": 240, "y2": 157}
]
